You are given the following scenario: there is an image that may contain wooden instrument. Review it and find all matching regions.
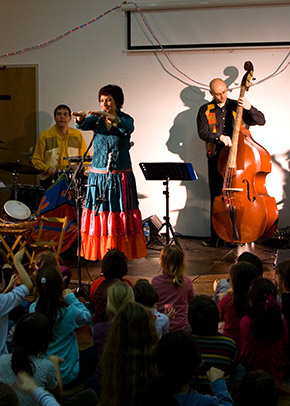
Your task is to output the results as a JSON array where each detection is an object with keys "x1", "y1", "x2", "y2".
[{"x1": 212, "y1": 61, "x2": 278, "y2": 244}]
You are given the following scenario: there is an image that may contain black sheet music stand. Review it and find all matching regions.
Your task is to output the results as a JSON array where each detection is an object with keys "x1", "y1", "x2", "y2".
[{"x1": 139, "y1": 162, "x2": 198, "y2": 247}]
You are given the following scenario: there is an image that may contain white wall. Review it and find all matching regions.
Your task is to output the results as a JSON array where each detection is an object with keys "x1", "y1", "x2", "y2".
[{"x1": 1, "y1": 0, "x2": 290, "y2": 235}]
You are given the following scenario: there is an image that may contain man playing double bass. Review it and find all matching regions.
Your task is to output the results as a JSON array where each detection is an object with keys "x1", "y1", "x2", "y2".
[{"x1": 197, "y1": 78, "x2": 265, "y2": 247}]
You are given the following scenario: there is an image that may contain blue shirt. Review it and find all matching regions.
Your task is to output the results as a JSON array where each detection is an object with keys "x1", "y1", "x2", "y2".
[{"x1": 30, "y1": 293, "x2": 92, "y2": 385}]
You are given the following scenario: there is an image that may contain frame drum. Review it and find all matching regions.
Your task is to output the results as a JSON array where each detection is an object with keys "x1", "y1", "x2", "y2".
[{"x1": 4, "y1": 200, "x2": 31, "y2": 221}]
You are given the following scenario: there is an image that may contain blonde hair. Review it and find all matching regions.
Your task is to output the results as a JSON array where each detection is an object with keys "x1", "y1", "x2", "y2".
[
  {"x1": 99, "y1": 302, "x2": 158, "y2": 406},
  {"x1": 160, "y1": 245, "x2": 185, "y2": 287},
  {"x1": 106, "y1": 280, "x2": 134, "y2": 318}
]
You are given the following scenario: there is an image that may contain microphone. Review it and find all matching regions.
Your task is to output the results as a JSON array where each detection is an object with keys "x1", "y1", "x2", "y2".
[{"x1": 106, "y1": 152, "x2": 115, "y2": 173}]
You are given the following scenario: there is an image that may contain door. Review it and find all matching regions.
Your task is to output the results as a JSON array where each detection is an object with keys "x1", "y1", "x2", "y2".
[{"x1": 0, "y1": 66, "x2": 37, "y2": 215}]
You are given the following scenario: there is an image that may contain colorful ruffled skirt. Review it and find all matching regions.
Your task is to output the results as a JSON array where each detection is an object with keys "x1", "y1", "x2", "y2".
[{"x1": 80, "y1": 168, "x2": 147, "y2": 261}]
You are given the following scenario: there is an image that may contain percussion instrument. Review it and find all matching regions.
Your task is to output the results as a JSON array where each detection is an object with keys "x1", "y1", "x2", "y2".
[
  {"x1": 63, "y1": 155, "x2": 93, "y2": 164},
  {"x1": 4, "y1": 200, "x2": 31, "y2": 221},
  {"x1": 0, "y1": 161, "x2": 40, "y2": 175},
  {"x1": 15, "y1": 184, "x2": 45, "y2": 213}
]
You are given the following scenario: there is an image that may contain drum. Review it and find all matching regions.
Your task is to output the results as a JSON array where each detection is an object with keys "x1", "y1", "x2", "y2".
[
  {"x1": 14, "y1": 185, "x2": 45, "y2": 214},
  {"x1": 52, "y1": 169, "x2": 74, "y2": 184},
  {"x1": 4, "y1": 200, "x2": 31, "y2": 221}
]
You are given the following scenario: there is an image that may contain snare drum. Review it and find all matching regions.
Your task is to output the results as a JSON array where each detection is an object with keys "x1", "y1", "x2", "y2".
[{"x1": 4, "y1": 200, "x2": 31, "y2": 221}]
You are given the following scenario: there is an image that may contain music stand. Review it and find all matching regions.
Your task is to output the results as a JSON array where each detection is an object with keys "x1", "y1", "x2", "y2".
[{"x1": 139, "y1": 162, "x2": 198, "y2": 247}]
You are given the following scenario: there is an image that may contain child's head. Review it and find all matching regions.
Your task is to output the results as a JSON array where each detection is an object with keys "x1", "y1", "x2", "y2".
[
  {"x1": 101, "y1": 249, "x2": 128, "y2": 281},
  {"x1": 34, "y1": 266, "x2": 67, "y2": 338},
  {"x1": 11, "y1": 312, "x2": 50, "y2": 375},
  {"x1": 275, "y1": 259, "x2": 290, "y2": 292},
  {"x1": 231, "y1": 370, "x2": 278, "y2": 406},
  {"x1": 100, "y1": 301, "x2": 158, "y2": 406},
  {"x1": 34, "y1": 266, "x2": 64, "y2": 298},
  {"x1": 188, "y1": 295, "x2": 219, "y2": 335},
  {"x1": 237, "y1": 251, "x2": 263, "y2": 276},
  {"x1": 34, "y1": 250, "x2": 59, "y2": 270},
  {"x1": 108, "y1": 301, "x2": 158, "y2": 347},
  {"x1": 248, "y1": 277, "x2": 283, "y2": 343},
  {"x1": 106, "y1": 280, "x2": 134, "y2": 319},
  {"x1": 155, "y1": 331, "x2": 202, "y2": 391},
  {"x1": 133, "y1": 279, "x2": 159, "y2": 308},
  {"x1": 0, "y1": 382, "x2": 18, "y2": 406},
  {"x1": 229, "y1": 261, "x2": 260, "y2": 318},
  {"x1": 160, "y1": 245, "x2": 185, "y2": 287}
]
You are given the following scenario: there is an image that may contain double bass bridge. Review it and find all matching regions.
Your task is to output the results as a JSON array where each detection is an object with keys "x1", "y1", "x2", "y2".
[{"x1": 222, "y1": 188, "x2": 243, "y2": 192}]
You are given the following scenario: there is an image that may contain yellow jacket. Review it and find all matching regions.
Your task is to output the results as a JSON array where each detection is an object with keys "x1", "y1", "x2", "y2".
[{"x1": 32, "y1": 125, "x2": 87, "y2": 180}]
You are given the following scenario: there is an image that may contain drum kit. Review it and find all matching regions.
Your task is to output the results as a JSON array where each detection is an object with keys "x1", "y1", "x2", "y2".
[
  {"x1": 0, "y1": 155, "x2": 92, "y2": 222},
  {"x1": 0, "y1": 160, "x2": 44, "y2": 221}
]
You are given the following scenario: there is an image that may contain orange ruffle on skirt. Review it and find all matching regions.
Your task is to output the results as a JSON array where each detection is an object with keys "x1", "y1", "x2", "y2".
[{"x1": 80, "y1": 208, "x2": 147, "y2": 261}]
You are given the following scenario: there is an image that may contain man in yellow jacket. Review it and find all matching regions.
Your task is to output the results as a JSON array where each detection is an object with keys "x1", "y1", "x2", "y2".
[{"x1": 32, "y1": 104, "x2": 87, "y2": 189}]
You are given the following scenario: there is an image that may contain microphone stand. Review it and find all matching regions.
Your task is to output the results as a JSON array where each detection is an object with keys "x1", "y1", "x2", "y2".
[{"x1": 66, "y1": 118, "x2": 101, "y2": 297}]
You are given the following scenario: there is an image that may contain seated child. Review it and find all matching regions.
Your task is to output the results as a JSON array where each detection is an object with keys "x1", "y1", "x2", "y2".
[
  {"x1": 152, "y1": 245, "x2": 194, "y2": 331},
  {"x1": 133, "y1": 278, "x2": 170, "y2": 338},
  {"x1": 188, "y1": 294, "x2": 244, "y2": 393},
  {"x1": 146, "y1": 330, "x2": 234, "y2": 406}
]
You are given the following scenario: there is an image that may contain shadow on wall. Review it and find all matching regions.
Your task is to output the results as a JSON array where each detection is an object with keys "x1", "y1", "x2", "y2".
[
  {"x1": 166, "y1": 85, "x2": 209, "y2": 237},
  {"x1": 166, "y1": 66, "x2": 239, "y2": 237}
]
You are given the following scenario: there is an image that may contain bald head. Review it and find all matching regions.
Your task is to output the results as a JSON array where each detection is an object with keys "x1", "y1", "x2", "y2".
[{"x1": 209, "y1": 78, "x2": 228, "y2": 106}]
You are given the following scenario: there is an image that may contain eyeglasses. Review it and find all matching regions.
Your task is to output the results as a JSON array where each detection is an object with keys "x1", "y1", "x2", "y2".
[{"x1": 213, "y1": 90, "x2": 227, "y2": 97}]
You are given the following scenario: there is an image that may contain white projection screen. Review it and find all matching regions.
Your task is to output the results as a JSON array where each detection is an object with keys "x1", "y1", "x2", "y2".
[{"x1": 124, "y1": 4, "x2": 290, "y2": 50}]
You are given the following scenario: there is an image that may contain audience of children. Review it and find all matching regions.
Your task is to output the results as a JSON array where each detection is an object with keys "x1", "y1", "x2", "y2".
[
  {"x1": 133, "y1": 278, "x2": 170, "y2": 338},
  {"x1": 152, "y1": 244, "x2": 194, "y2": 331},
  {"x1": 99, "y1": 301, "x2": 159, "y2": 406},
  {"x1": 3, "y1": 243, "x2": 290, "y2": 406},
  {"x1": 217, "y1": 261, "x2": 260, "y2": 350},
  {"x1": 188, "y1": 295, "x2": 241, "y2": 393},
  {"x1": 29, "y1": 265, "x2": 94, "y2": 386},
  {"x1": 239, "y1": 277, "x2": 288, "y2": 381}
]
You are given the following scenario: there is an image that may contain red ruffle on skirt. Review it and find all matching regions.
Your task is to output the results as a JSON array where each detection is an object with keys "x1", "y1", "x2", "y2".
[{"x1": 80, "y1": 208, "x2": 147, "y2": 261}]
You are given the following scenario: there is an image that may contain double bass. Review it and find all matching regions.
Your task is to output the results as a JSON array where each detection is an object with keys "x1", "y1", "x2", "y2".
[{"x1": 212, "y1": 61, "x2": 278, "y2": 244}]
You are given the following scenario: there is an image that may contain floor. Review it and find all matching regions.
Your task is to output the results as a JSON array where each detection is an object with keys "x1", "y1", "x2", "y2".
[{"x1": 67, "y1": 234, "x2": 286, "y2": 297}]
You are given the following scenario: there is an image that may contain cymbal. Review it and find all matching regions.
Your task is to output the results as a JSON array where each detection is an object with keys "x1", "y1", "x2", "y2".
[{"x1": 0, "y1": 162, "x2": 40, "y2": 175}]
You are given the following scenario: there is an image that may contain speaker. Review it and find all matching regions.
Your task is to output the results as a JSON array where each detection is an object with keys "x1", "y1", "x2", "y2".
[
  {"x1": 142, "y1": 214, "x2": 162, "y2": 239},
  {"x1": 275, "y1": 249, "x2": 290, "y2": 266}
]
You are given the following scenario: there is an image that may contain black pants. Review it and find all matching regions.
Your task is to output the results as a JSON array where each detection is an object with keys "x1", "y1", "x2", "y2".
[{"x1": 208, "y1": 154, "x2": 224, "y2": 240}]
